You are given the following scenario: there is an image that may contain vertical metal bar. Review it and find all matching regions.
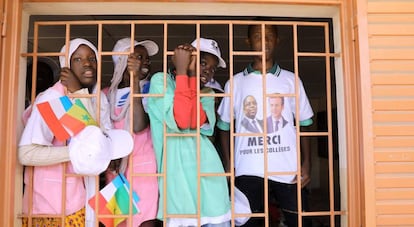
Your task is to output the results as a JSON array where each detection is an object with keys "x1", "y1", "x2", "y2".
[
  {"x1": 25, "y1": 21, "x2": 40, "y2": 227},
  {"x1": 261, "y1": 22, "x2": 270, "y2": 227},
  {"x1": 96, "y1": 23, "x2": 102, "y2": 124},
  {"x1": 292, "y1": 23, "x2": 303, "y2": 227},
  {"x1": 63, "y1": 23, "x2": 70, "y2": 96},
  {"x1": 162, "y1": 22, "x2": 168, "y2": 227},
  {"x1": 59, "y1": 23, "x2": 71, "y2": 227},
  {"x1": 94, "y1": 22, "x2": 103, "y2": 227},
  {"x1": 228, "y1": 21, "x2": 235, "y2": 227},
  {"x1": 324, "y1": 23, "x2": 335, "y2": 227},
  {"x1": 127, "y1": 21, "x2": 136, "y2": 227},
  {"x1": 30, "y1": 22, "x2": 38, "y2": 105},
  {"x1": 195, "y1": 22, "x2": 201, "y2": 227}
]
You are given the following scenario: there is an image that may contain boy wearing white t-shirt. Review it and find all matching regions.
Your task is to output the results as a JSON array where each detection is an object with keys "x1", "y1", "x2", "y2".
[{"x1": 217, "y1": 24, "x2": 314, "y2": 227}]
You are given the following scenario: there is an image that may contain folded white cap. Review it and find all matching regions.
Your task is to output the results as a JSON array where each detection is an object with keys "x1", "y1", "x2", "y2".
[
  {"x1": 234, "y1": 187, "x2": 252, "y2": 226},
  {"x1": 69, "y1": 125, "x2": 133, "y2": 175}
]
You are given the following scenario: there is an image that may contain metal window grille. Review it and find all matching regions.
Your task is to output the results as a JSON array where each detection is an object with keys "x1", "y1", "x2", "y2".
[{"x1": 21, "y1": 18, "x2": 344, "y2": 227}]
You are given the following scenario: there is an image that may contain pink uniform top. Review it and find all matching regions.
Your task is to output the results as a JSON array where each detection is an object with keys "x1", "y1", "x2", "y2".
[{"x1": 20, "y1": 82, "x2": 86, "y2": 215}]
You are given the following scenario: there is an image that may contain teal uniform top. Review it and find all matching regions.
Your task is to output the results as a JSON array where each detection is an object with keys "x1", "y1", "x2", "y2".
[{"x1": 147, "y1": 71, "x2": 231, "y2": 225}]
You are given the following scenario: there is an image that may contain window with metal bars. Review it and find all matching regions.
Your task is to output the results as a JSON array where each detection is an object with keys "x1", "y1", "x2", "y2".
[{"x1": 20, "y1": 16, "x2": 344, "y2": 227}]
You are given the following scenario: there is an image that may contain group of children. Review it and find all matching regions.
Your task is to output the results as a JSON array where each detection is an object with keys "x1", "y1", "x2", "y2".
[{"x1": 19, "y1": 24, "x2": 314, "y2": 227}]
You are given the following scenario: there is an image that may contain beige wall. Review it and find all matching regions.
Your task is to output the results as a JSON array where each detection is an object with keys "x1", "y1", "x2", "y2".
[{"x1": 366, "y1": 1, "x2": 414, "y2": 226}]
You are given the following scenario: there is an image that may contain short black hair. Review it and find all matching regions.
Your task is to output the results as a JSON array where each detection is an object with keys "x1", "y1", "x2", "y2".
[{"x1": 247, "y1": 24, "x2": 279, "y2": 38}]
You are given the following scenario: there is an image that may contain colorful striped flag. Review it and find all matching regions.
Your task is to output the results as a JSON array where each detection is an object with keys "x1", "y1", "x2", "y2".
[
  {"x1": 88, "y1": 173, "x2": 140, "y2": 227},
  {"x1": 36, "y1": 96, "x2": 97, "y2": 141}
]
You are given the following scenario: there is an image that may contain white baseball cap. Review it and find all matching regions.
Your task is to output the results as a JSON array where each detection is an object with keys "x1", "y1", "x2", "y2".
[
  {"x1": 191, "y1": 38, "x2": 226, "y2": 68},
  {"x1": 112, "y1": 37, "x2": 159, "y2": 65},
  {"x1": 68, "y1": 125, "x2": 133, "y2": 175}
]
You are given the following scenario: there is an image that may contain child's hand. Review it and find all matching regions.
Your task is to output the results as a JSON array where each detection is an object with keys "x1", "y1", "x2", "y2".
[
  {"x1": 172, "y1": 44, "x2": 195, "y2": 76},
  {"x1": 188, "y1": 47, "x2": 197, "y2": 77},
  {"x1": 60, "y1": 67, "x2": 81, "y2": 92},
  {"x1": 127, "y1": 53, "x2": 142, "y2": 79},
  {"x1": 301, "y1": 162, "x2": 311, "y2": 188}
]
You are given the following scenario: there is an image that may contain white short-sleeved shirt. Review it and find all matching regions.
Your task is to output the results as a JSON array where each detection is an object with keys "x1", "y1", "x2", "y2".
[{"x1": 217, "y1": 64, "x2": 314, "y2": 183}]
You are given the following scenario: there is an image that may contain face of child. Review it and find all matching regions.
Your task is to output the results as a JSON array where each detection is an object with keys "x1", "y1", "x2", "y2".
[
  {"x1": 248, "y1": 25, "x2": 278, "y2": 60},
  {"x1": 135, "y1": 46, "x2": 151, "y2": 80},
  {"x1": 70, "y1": 44, "x2": 97, "y2": 88},
  {"x1": 121, "y1": 45, "x2": 151, "y2": 87},
  {"x1": 199, "y1": 52, "x2": 218, "y2": 88}
]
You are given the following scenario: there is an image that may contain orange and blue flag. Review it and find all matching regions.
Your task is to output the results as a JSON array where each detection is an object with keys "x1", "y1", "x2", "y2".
[
  {"x1": 88, "y1": 173, "x2": 140, "y2": 227},
  {"x1": 37, "y1": 96, "x2": 97, "y2": 141}
]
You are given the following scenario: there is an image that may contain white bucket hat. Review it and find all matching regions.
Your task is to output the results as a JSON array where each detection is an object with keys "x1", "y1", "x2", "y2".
[
  {"x1": 112, "y1": 37, "x2": 159, "y2": 65},
  {"x1": 68, "y1": 125, "x2": 133, "y2": 175},
  {"x1": 191, "y1": 38, "x2": 226, "y2": 68}
]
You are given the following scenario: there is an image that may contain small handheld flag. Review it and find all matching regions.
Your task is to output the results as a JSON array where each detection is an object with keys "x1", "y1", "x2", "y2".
[
  {"x1": 88, "y1": 173, "x2": 140, "y2": 227},
  {"x1": 36, "y1": 96, "x2": 97, "y2": 141}
]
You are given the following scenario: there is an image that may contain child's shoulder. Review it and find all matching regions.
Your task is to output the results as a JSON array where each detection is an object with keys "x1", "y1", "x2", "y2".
[
  {"x1": 150, "y1": 71, "x2": 174, "y2": 83},
  {"x1": 278, "y1": 68, "x2": 295, "y2": 77},
  {"x1": 101, "y1": 87, "x2": 109, "y2": 95},
  {"x1": 232, "y1": 71, "x2": 246, "y2": 82},
  {"x1": 148, "y1": 72, "x2": 175, "y2": 93},
  {"x1": 151, "y1": 71, "x2": 164, "y2": 79},
  {"x1": 201, "y1": 87, "x2": 214, "y2": 94},
  {"x1": 151, "y1": 71, "x2": 173, "y2": 78},
  {"x1": 33, "y1": 86, "x2": 63, "y2": 104},
  {"x1": 234, "y1": 70, "x2": 245, "y2": 77}
]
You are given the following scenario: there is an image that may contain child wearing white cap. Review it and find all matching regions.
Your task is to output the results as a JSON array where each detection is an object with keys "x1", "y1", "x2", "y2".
[
  {"x1": 18, "y1": 38, "x2": 117, "y2": 226},
  {"x1": 104, "y1": 37, "x2": 160, "y2": 227},
  {"x1": 147, "y1": 38, "x2": 231, "y2": 227}
]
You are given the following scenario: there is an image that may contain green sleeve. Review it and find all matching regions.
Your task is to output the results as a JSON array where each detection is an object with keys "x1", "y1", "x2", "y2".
[
  {"x1": 147, "y1": 72, "x2": 178, "y2": 172},
  {"x1": 216, "y1": 118, "x2": 230, "y2": 131},
  {"x1": 200, "y1": 92, "x2": 216, "y2": 136},
  {"x1": 300, "y1": 118, "x2": 313, "y2": 126}
]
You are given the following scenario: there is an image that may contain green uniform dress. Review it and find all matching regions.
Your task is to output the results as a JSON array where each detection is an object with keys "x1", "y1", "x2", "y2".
[{"x1": 147, "y1": 72, "x2": 231, "y2": 225}]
